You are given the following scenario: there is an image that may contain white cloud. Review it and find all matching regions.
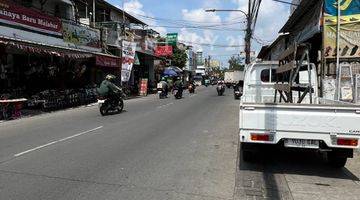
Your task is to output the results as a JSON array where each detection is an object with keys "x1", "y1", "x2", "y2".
[
  {"x1": 178, "y1": 28, "x2": 219, "y2": 52},
  {"x1": 123, "y1": 0, "x2": 167, "y2": 35},
  {"x1": 124, "y1": 0, "x2": 145, "y2": 15},
  {"x1": 182, "y1": 8, "x2": 221, "y2": 24}
]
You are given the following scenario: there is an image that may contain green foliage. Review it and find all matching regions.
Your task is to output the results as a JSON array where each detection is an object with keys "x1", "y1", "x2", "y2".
[
  {"x1": 171, "y1": 47, "x2": 187, "y2": 69},
  {"x1": 228, "y1": 55, "x2": 244, "y2": 71}
]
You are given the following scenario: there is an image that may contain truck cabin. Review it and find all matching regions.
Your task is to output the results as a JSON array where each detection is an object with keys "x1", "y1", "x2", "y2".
[{"x1": 242, "y1": 61, "x2": 318, "y2": 104}]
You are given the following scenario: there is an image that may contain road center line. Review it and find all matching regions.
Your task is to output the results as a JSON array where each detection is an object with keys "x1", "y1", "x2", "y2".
[
  {"x1": 14, "y1": 126, "x2": 103, "y2": 157},
  {"x1": 157, "y1": 102, "x2": 174, "y2": 109}
]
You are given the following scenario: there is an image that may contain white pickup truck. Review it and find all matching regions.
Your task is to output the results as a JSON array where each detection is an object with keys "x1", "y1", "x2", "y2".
[{"x1": 239, "y1": 61, "x2": 360, "y2": 167}]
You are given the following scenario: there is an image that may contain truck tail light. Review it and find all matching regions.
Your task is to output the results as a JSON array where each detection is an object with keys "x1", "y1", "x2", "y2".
[
  {"x1": 251, "y1": 134, "x2": 270, "y2": 141},
  {"x1": 337, "y1": 138, "x2": 358, "y2": 146}
]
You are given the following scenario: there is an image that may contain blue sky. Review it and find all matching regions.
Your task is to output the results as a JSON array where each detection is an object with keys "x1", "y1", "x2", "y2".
[{"x1": 108, "y1": 0, "x2": 291, "y2": 67}]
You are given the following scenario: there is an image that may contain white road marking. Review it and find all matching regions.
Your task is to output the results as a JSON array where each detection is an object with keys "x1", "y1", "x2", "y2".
[
  {"x1": 156, "y1": 102, "x2": 174, "y2": 109},
  {"x1": 14, "y1": 126, "x2": 103, "y2": 157}
]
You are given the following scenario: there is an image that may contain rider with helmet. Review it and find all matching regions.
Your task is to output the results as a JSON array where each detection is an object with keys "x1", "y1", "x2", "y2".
[{"x1": 97, "y1": 74, "x2": 122, "y2": 100}]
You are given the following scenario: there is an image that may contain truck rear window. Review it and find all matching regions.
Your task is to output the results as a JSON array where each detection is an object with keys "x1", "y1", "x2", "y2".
[
  {"x1": 261, "y1": 69, "x2": 270, "y2": 82},
  {"x1": 261, "y1": 69, "x2": 284, "y2": 83}
]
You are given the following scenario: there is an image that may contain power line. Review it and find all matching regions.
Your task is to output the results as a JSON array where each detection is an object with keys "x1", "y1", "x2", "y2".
[
  {"x1": 148, "y1": 25, "x2": 246, "y2": 32},
  {"x1": 133, "y1": 13, "x2": 246, "y2": 25},
  {"x1": 272, "y1": 0, "x2": 299, "y2": 6},
  {"x1": 177, "y1": 40, "x2": 244, "y2": 47}
]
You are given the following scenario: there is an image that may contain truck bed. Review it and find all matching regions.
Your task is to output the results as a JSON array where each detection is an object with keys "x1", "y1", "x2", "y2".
[{"x1": 239, "y1": 102, "x2": 360, "y2": 149}]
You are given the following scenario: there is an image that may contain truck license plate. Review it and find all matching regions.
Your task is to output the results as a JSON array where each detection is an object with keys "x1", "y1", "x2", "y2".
[{"x1": 284, "y1": 139, "x2": 319, "y2": 149}]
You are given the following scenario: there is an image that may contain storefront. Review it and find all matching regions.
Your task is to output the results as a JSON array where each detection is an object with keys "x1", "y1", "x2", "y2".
[{"x1": 0, "y1": 37, "x2": 120, "y2": 112}]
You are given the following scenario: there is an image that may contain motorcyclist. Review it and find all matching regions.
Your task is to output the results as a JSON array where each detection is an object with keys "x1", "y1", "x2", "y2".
[
  {"x1": 159, "y1": 77, "x2": 169, "y2": 96},
  {"x1": 97, "y1": 74, "x2": 122, "y2": 102},
  {"x1": 174, "y1": 76, "x2": 183, "y2": 94},
  {"x1": 188, "y1": 79, "x2": 196, "y2": 92},
  {"x1": 234, "y1": 80, "x2": 243, "y2": 91}
]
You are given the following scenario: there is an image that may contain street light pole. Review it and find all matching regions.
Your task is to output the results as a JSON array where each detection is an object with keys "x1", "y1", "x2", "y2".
[{"x1": 205, "y1": 9, "x2": 251, "y2": 64}]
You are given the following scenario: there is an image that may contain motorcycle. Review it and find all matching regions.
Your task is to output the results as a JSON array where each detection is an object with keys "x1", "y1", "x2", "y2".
[
  {"x1": 98, "y1": 91, "x2": 124, "y2": 116},
  {"x1": 217, "y1": 84, "x2": 225, "y2": 96},
  {"x1": 157, "y1": 83, "x2": 167, "y2": 99},
  {"x1": 173, "y1": 88, "x2": 183, "y2": 99},
  {"x1": 234, "y1": 89, "x2": 242, "y2": 99},
  {"x1": 188, "y1": 84, "x2": 195, "y2": 93}
]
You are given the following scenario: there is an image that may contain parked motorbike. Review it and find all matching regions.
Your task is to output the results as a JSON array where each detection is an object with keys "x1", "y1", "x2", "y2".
[
  {"x1": 98, "y1": 91, "x2": 124, "y2": 116},
  {"x1": 188, "y1": 84, "x2": 195, "y2": 93},
  {"x1": 173, "y1": 88, "x2": 183, "y2": 99},
  {"x1": 217, "y1": 85, "x2": 225, "y2": 96}
]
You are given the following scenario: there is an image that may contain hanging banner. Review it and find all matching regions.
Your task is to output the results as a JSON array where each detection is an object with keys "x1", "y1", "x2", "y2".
[
  {"x1": 325, "y1": 0, "x2": 360, "y2": 16},
  {"x1": 166, "y1": 33, "x2": 178, "y2": 46},
  {"x1": 0, "y1": 0, "x2": 62, "y2": 36},
  {"x1": 121, "y1": 41, "x2": 137, "y2": 82},
  {"x1": 155, "y1": 45, "x2": 173, "y2": 57},
  {"x1": 324, "y1": 0, "x2": 360, "y2": 58},
  {"x1": 62, "y1": 20, "x2": 100, "y2": 48}
]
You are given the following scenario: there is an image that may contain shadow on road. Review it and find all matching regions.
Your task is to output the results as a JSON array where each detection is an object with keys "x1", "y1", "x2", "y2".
[
  {"x1": 239, "y1": 147, "x2": 359, "y2": 181},
  {"x1": 235, "y1": 147, "x2": 359, "y2": 199}
]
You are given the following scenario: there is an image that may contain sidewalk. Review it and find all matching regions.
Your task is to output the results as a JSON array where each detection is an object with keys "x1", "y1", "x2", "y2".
[{"x1": 0, "y1": 94, "x2": 151, "y2": 123}]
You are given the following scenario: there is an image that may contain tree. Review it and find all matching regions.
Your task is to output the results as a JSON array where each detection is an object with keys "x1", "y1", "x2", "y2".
[
  {"x1": 171, "y1": 47, "x2": 187, "y2": 69},
  {"x1": 228, "y1": 55, "x2": 244, "y2": 71}
]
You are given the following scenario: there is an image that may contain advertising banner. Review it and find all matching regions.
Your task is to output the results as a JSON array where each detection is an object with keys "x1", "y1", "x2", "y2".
[
  {"x1": 0, "y1": 0, "x2": 62, "y2": 36},
  {"x1": 325, "y1": 0, "x2": 360, "y2": 16},
  {"x1": 139, "y1": 78, "x2": 148, "y2": 96},
  {"x1": 155, "y1": 45, "x2": 173, "y2": 57},
  {"x1": 324, "y1": 0, "x2": 360, "y2": 58},
  {"x1": 166, "y1": 33, "x2": 178, "y2": 46},
  {"x1": 324, "y1": 20, "x2": 360, "y2": 58},
  {"x1": 121, "y1": 41, "x2": 137, "y2": 82},
  {"x1": 62, "y1": 20, "x2": 100, "y2": 48}
]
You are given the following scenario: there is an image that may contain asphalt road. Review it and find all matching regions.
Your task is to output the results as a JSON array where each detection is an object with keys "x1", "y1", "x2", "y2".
[
  {"x1": 1, "y1": 86, "x2": 360, "y2": 200},
  {"x1": 0, "y1": 86, "x2": 239, "y2": 200}
]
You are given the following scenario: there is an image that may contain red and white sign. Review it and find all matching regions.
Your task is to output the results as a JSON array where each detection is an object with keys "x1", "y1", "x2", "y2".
[
  {"x1": 0, "y1": 0, "x2": 62, "y2": 36},
  {"x1": 155, "y1": 46, "x2": 173, "y2": 57},
  {"x1": 121, "y1": 41, "x2": 137, "y2": 82},
  {"x1": 139, "y1": 78, "x2": 148, "y2": 96}
]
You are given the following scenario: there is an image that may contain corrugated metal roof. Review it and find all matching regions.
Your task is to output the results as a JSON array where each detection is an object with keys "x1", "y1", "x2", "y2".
[{"x1": 279, "y1": 0, "x2": 321, "y2": 33}]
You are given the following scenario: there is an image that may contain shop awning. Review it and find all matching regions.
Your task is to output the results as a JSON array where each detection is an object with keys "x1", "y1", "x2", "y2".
[
  {"x1": 163, "y1": 66, "x2": 183, "y2": 77},
  {"x1": 0, "y1": 36, "x2": 120, "y2": 60},
  {"x1": 279, "y1": 0, "x2": 320, "y2": 33}
]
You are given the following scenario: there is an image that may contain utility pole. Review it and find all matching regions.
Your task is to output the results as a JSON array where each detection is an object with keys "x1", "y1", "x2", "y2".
[
  {"x1": 206, "y1": 1, "x2": 262, "y2": 65},
  {"x1": 244, "y1": 3, "x2": 252, "y2": 65}
]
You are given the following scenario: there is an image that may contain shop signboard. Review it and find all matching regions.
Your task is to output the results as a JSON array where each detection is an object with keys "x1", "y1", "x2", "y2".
[
  {"x1": 324, "y1": 0, "x2": 360, "y2": 58},
  {"x1": 155, "y1": 45, "x2": 173, "y2": 57},
  {"x1": 62, "y1": 20, "x2": 100, "y2": 48},
  {"x1": 121, "y1": 40, "x2": 137, "y2": 82},
  {"x1": 96, "y1": 55, "x2": 121, "y2": 68},
  {"x1": 166, "y1": 33, "x2": 178, "y2": 46},
  {"x1": 139, "y1": 78, "x2": 148, "y2": 96},
  {"x1": 0, "y1": 0, "x2": 62, "y2": 36}
]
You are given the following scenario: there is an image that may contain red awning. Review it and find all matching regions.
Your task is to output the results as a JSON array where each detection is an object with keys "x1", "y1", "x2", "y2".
[{"x1": 95, "y1": 55, "x2": 121, "y2": 68}]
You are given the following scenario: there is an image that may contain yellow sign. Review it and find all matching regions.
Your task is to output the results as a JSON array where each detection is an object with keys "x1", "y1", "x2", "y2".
[{"x1": 324, "y1": 14, "x2": 360, "y2": 58}]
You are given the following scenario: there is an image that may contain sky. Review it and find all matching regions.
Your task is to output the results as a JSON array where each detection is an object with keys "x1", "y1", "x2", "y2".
[{"x1": 108, "y1": 0, "x2": 291, "y2": 68}]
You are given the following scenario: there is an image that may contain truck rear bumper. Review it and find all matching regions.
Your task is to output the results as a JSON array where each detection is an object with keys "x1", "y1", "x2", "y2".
[{"x1": 240, "y1": 129, "x2": 360, "y2": 150}]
